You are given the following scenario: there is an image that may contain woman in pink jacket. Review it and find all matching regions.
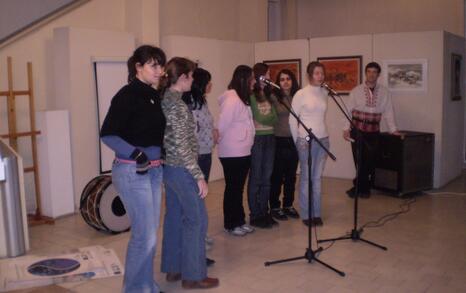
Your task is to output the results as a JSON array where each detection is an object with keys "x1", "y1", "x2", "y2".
[{"x1": 218, "y1": 65, "x2": 256, "y2": 236}]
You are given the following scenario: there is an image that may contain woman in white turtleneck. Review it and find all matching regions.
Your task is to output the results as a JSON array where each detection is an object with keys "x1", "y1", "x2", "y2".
[{"x1": 289, "y1": 61, "x2": 329, "y2": 227}]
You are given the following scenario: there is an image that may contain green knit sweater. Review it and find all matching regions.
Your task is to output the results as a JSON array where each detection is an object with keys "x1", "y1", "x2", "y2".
[{"x1": 250, "y1": 94, "x2": 278, "y2": 135}]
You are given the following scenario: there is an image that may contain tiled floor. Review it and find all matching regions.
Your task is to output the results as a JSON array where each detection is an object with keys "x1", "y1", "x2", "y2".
[{"x1": 10, "y1": 172, "x2": 466, "y2": 293}]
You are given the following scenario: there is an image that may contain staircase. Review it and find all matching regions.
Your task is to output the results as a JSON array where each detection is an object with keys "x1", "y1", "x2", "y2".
[{"x1": 0, "y1": 0, "x2": 90, "y2": 48}]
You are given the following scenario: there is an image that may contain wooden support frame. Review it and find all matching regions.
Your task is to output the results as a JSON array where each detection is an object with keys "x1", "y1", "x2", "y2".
[{"x1": 1, "y1": 57, "x2": 53, "y2": 225}]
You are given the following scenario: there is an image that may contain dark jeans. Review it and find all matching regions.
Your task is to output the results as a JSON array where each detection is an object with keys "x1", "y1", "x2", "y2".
[
  {"x1": 247, "y1": 135, "x2": 275, "y2": 221},
  {"x1": 351, "y1": 129, "x2": 380, "y2": 193},
  {"x1": 220, "y1": 156, "x2": 250, "y2": 230},
  {"x1": 270, "y1": 137, "x2": 299, "y2": 209},
  {"x1": 198, "y1": 153, "x2": 212, "y2": 182}
]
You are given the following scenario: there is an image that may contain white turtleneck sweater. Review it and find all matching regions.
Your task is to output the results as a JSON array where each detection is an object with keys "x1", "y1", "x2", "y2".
[{"x1": 289, "y1": 84, "x2": 328, "y2": 142}]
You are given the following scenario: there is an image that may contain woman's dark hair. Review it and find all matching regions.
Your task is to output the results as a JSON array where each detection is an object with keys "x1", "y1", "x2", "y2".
[
  {"x1": 253, "y1": 62, "x2": 272, "y2": 102},
  {"x1": 273, "y1": 69, "x2": 300, "y2": 99},
  {"x1": 365, "y1": 62, "x2": 381, "y2": 74},
  {"x1": 182, "y1": 67, "x2": 212, "y2": 110},
  {"x1": 306, "y1": 61, "x2": 325, "y2": 81},
  {"x1": 127, "y1": 45, "x2": 166, "y2": 83},
  {"x1": 228, "y1": 65, "x2": 253, "y2": 105},
  {"x1": 160, "y1": 57, "x2": 196, "y2": 93}
]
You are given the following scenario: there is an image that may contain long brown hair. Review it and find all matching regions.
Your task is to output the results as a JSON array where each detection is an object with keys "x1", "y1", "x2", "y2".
[
  {"x1": 273, "y1": 69, "x2": 300, "y2": 99},
  {"x1": 253, "y1": 62, "x2": 272, "y2": 103},
  {"x1": 228, "y1": 65, "x2": 253, "y2": 106}
]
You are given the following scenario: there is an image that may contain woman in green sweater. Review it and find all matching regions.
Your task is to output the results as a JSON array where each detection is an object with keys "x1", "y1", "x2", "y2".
[{"x1": 248, "y1": 62, "x2": 278, "y2": 229}]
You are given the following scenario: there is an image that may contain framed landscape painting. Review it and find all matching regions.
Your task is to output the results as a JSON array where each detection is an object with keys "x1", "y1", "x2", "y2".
[{"x1": 383, "y1": 59, "x2": 428, "y2": 92}]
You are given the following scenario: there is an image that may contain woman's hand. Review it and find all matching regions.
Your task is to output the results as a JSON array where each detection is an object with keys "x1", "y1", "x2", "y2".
[
  {"x1": 213, "y1": 129, "x2": 219, "y2": 144},
  {"x1": 343, "y1": 129, "x2": 351, "y2": 141},
  {"x1": 197, "y1": 179, "x2": 208, "y2": 199}
]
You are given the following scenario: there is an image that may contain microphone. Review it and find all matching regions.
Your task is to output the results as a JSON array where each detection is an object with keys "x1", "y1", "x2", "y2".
[
  {"x1": 259, "y1": 76, "x2": 281, "y2": 90},
  {"x1": 321, "y1": 82, "x2": 338, "y2": 96}
]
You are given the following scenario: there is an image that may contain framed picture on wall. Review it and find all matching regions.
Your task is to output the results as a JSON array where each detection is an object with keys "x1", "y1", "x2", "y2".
[
  {"x1": 316, "y1": 55, "x2": 362, "y2": 95},
  {"x1": 451, "y1": 53, "x2": 462, "y2": 101},
  {"x1": 382, "y1": 59, "x2": 428, "y2": 92},
  {"x1": 263, "y1": 59, "x2": 302, "y2": 86}
]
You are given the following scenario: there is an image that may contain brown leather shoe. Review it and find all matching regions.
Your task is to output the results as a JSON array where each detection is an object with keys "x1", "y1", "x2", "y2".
[
  {"x1": 166, "y1": 272, "x2": 182, "y2": 282},
  {"x1": 182, "y1": 277, "x2": 219, "y2": 289}
]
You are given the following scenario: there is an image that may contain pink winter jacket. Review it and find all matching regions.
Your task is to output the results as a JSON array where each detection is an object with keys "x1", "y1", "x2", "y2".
[{"x1": 217, "y1": 89, "x2": 255, "y2": 158}]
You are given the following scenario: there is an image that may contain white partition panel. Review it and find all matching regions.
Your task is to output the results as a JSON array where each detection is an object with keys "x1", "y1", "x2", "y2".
[
  {"x1": 373, "y1": 31, "x2": 445, "y2": 187},
  {"x1": 255, "y1": 39, "x2": 310, "y2": 87},
  {"x1": 162, "y1": 35, "x2": 254, "y2": 181},
  {"x1": 36, "y1": 110, "x2": 75, "y2": 218},
  {"x1": 93, "y1": 59, "x2": 127, "y2": 174},
  {"x1": 309, "y1": 35, "x2": 373, "y2": 179}
]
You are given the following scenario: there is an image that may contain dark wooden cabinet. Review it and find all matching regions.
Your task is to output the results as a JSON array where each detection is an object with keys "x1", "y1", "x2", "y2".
[{"x1": 374, "y1": 131, "x2": 434, "y2": 196}]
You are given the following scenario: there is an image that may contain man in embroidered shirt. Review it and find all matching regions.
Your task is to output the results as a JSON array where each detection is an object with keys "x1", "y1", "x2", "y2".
[{"x1": 343, "y1": 62, "x2": 401, "y2": 198}]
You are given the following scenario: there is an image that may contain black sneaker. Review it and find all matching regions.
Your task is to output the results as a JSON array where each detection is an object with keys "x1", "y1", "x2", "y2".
[
  {"x1": 346, "y1": 187, "x2": 356, "y2": 198},
  {"x1": 302, "y1": 219, "x2": 310, "y2": 226},
  {"x1": 267, "y1": 214, "x2": 279, "y2": 226},
  {"x1": 250, "y1": 217, "x2": 273, "y2": 229},
  {"x1": 271, "y1": 208, "x2": 288, "y2": 221},
  {"x1": 206, "y1": 258, "x2": 215, "y2": 267},
  {"x1": 359, "y1": 191, "x2": 371, "y2": 198},
  {"x1": 312, "y1": 217, "x2": 323, "y2": 226},
  {"x1": 283, "y1": 207, "x2": 299, "y2": 219}
]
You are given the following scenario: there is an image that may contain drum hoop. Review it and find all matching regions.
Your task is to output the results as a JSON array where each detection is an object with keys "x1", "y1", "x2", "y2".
[
  {"x1": 80, "y1": 175, "x2": 130, "y2": 234},
  {"x1": 79, "y1": 175, "x2": 108, "y2": 209},
  {"x1": 80, "y1": 175, "x2": 111, "y2": 232}
]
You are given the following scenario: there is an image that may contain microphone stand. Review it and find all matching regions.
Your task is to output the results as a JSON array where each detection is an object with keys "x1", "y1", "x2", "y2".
[
  {"x1": 317, "y1": 87, "x2": 387, "y2": 251},
  {"x1": 264, "y1": 92, "x2": 345, "y2": 277}
]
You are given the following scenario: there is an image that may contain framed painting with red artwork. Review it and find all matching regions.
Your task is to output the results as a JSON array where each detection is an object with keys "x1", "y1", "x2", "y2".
[
  {"x1": 263, "y1": 59, "x2": 302, "y2": 87},
  {"x1": 317, "y1": 56, "x2": 362, "y2": 95}
]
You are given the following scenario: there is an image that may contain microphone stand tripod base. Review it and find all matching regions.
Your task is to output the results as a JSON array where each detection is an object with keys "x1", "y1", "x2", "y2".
[
  {"x1": 318, "y1": 228, "x2": 387, "y2": 251},
  {"x1": 264, "y1": 93, "x2": 344, "y2": 277},
  {"x1": 317, "y1": 90, "x2": 388, "y2": 253},
  {"x1": 264, "y1": 247, "x2": 346, "y2": 277}
]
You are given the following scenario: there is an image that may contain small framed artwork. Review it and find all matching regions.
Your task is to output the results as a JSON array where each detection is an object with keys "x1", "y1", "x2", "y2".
[
  {"x1": 263, "y1": 59, "x2": 302, "y2": 86},
  {"x1": 383, "y1": 59, "x2": 428, "y2": 92},
  {"x1": 451, "y1": 54, "x2": 462, "y2": 101},
  {"x1": 316, "y1": 55, "x2": 362, "y2": 95}
]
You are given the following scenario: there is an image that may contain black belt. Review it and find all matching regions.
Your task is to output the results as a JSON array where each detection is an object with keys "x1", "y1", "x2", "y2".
[{"x1": 352, "y1": 117, "x2": 380, "y2": 125}]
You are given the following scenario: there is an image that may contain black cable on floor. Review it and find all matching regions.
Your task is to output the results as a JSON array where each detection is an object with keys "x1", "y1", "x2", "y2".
[{"x1": 359, "y1": 195, "x2": 417, "y2": 230}]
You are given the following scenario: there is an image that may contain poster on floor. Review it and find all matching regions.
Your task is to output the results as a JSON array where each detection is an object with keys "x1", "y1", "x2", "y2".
[{"x1": 0, "y1": 245, "x2": 123, "y2": 292}]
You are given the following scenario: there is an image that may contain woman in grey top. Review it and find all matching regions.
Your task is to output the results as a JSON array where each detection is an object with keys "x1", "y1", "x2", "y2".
[
  {"x1": 182, "y1": 67, "x2": 218, "y2": 265},
  {"x1": 269, "y1": 69, "x2": 301, "y2": 221},
  {"x1": 182, "y1": 68, "x2": 218, "y2": 182}
]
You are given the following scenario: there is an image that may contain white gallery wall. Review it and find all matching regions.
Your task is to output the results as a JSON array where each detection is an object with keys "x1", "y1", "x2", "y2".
[
  {"x1": 373, "y1": 31, "x2": 445, "y2": 187},
  {"x1": 6, "y1": 28, "x2": 462, "y2": 211},
  {"x1": 53, "y1": 27, "x2": 135, "y2": 206},
  {"x1": 254, "y1": 31, "x2": 465, "y2": 188},
  {"x1": 254, "y1": 39, "x2": 310, "y2": 87},
  {"x1": 309, "y1": 34, "x2": 374, "y2": 180},
  {"x1": 162, "y1": 35, "x2": 254, "y2": 181},
  {"x1": 0, "y1": 0, "x2": 128, "y2": 212},
  {"x1": 442, "y1": 32, "x2": 466, "y2": 184}
]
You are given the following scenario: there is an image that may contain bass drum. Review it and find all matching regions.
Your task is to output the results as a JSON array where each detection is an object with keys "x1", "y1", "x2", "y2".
[{"x1": 80, "y1": 175, "x2": 130, "y2": 234}]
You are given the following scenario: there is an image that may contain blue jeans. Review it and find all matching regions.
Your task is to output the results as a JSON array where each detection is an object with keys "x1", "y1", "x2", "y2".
[
  {"x1": 247, "y1": 135, "x2": 275, "y2": 220},
  {"x1": 161, "y1": 165, "x2": 207, "y2": 281},
  {"x1": 111, "y1": 161, "x2": 163, "y2": 293},
  {"x1": 296, "y1": 137, "x2": 329, "y2": 219}
]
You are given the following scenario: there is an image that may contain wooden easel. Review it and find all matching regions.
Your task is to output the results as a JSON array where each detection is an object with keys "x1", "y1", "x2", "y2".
[{"x1": 0, "y1": 57, "x2": 54, "y2": 225}]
